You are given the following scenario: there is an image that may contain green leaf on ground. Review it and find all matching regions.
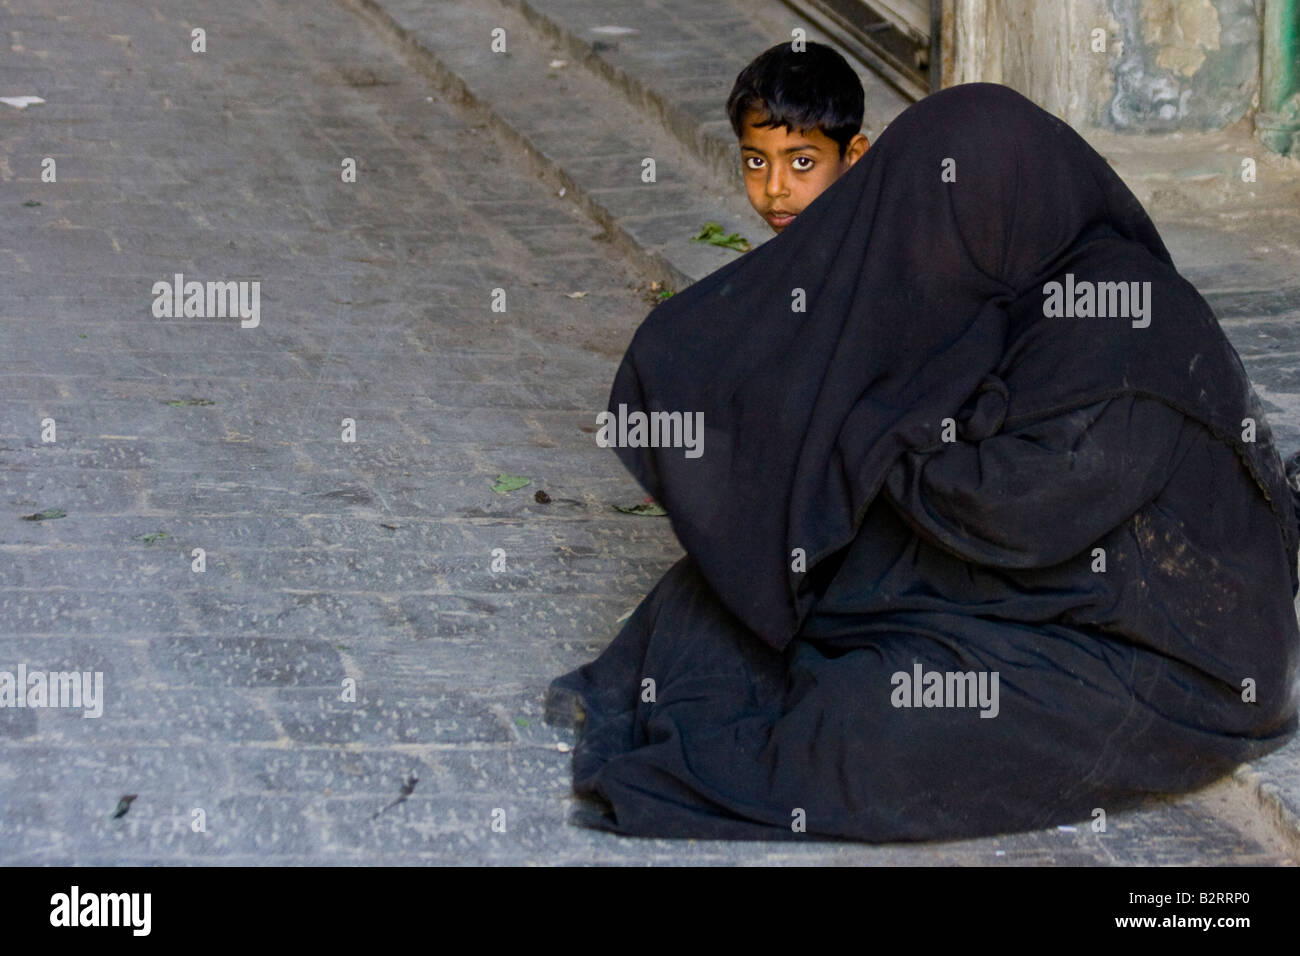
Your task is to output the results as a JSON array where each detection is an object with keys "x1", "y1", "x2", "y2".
[
  {"x1": 22, "y1": 507, "x2": 66, "y2": 521},
  {"x1": 136, "y1": 530, "x2": 169, "y2": 544},
  {"x1": 641, "y1": 281, "x2": 674, "y2": 305},
  {"x1": 515, "y1": 717, "x2": 531, "y2": 728},
  {"x1": 166, "y1": 398, "x2": 215, "y2": 406},
  {"x1": 491, "y1": 473, "x2": 531, "y2": 494},
  {"x1": 613, "y1": 501, "x2": 668, "y2": 516},
  {"x1": 23, "y1": 200, "x2": 40, "y2": 207},
  {"x1": 690, "y1": 221, "x2": 751, "y2": 252}
]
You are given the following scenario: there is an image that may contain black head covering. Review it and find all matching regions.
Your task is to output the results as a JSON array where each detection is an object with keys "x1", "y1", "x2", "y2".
[{"x1": 609, "y1": 82, "x2": 1297, "y2": 650}]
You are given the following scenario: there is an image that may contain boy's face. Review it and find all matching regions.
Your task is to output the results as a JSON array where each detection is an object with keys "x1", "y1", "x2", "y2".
[{"x1": 739, "y1": 110, "x2": 869, "y2": 233}]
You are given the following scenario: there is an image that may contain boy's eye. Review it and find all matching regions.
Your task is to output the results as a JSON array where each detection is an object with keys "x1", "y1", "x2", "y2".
[
  {"x1": 792, "y1": 156, "x2": 814, "y2": 170},
  {"x1": 744, "y1": 156, "x2": 764, "y2": 170}
]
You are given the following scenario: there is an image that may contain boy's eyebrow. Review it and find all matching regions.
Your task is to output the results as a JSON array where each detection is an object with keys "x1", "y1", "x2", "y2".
[{"x1": 740, "y1": 143, "x2": 825, "y2": 155}]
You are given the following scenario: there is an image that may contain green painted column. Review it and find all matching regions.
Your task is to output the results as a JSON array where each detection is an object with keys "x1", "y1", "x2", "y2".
[{"x1": 1258, "y1": 0, "x2": 1300, "y2": 155}]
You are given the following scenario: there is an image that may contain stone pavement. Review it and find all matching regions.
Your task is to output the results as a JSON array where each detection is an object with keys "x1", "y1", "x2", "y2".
[{"x1": 0, "y1": 0, "x2": 1296, "y2": 864}]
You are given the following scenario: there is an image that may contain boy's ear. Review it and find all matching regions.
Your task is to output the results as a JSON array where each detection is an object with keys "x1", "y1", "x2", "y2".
[{"x1": 843, "y1": 132, "x2": 870, "y2": 167}]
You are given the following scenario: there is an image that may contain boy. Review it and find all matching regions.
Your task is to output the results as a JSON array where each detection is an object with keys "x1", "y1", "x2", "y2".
[{"x1": 726, "y1": 41, "x2": 871, "y2": 234}]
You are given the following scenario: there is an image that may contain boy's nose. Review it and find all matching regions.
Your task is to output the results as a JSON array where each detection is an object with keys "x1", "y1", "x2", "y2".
[{"x1": 764, "y1": 170, "x2": 788, "y2": 198}]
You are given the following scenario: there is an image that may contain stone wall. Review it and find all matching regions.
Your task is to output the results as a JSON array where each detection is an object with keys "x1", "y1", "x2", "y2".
[{"x1": 942, "y1": 0, "x2": 1263, "y2": 132}]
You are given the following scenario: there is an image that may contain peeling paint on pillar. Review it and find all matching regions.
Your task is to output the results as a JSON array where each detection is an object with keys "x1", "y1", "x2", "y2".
[{"x1": 1110, "y1": 0, "x2": 1261, "y2": 130}]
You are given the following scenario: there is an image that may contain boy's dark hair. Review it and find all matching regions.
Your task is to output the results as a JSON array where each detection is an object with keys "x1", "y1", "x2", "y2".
[{"x1": 726, "y1": 41, "x2": 865, "y2": 157}]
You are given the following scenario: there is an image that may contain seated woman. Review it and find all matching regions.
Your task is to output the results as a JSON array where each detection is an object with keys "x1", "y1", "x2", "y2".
[{"x1": 545, "y1": 82, "x2": 1300, "y2": 841}]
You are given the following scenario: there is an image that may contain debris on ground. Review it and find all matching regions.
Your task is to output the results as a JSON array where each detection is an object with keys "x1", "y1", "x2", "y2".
[
  {"x1": 491, "y1": 473, "x2": 531, "y2": 493},
  {"x1": 691, "y1": 221, "x2": 750, "y2": 252}
]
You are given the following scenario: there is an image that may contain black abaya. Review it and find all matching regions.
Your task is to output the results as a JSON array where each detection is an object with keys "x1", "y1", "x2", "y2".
[{"x1": 546, "y1": 83, "x2": 1300, "y2": 841}]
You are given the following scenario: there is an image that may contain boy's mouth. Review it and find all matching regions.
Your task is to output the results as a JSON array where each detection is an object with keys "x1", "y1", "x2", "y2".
[{"x1": 764, "y1": 209, "x2": 796, "y2": 229}]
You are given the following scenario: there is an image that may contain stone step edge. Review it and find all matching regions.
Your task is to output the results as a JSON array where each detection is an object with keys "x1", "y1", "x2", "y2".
[
  {"x1": 344, "y1": 0, "x2": 721, "y2": 293},
  {"x1": 1232, "y1": 763, "x2": 1300, "y2": 863},
  {"x1": 496, "y1": 0, "x2": 743, "y2": 199}
]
